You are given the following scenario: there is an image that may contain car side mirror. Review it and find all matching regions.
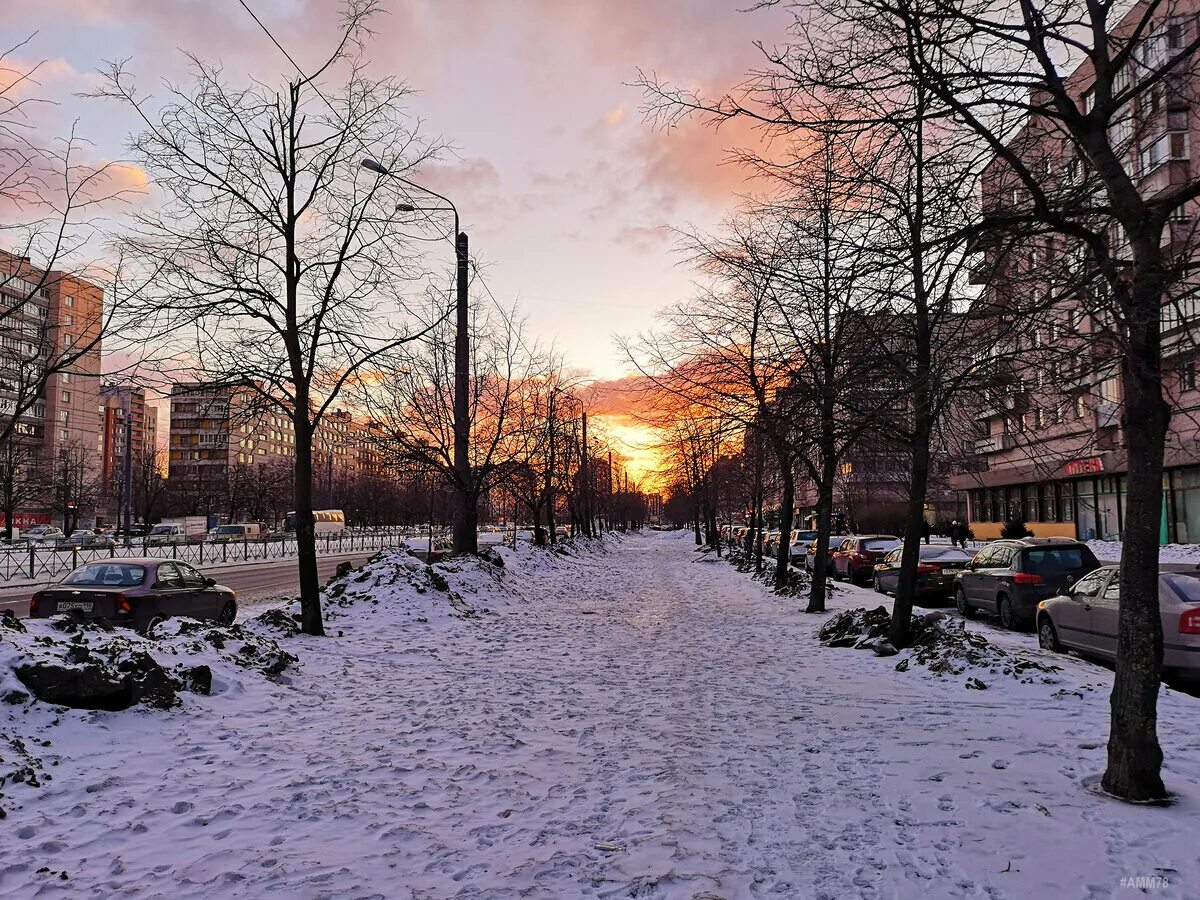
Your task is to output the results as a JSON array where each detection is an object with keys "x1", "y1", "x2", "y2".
[{"x1": 204, "y1": 577, "x2": 216, "y2": 587}]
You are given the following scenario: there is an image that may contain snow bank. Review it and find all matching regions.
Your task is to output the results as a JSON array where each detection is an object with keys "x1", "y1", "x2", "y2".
[{"x1": 1088, "y1": 539, "x2": 1200, "y2": 563}]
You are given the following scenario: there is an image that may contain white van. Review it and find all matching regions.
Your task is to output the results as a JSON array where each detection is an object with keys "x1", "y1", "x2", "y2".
[{"x1": 209, "y1": 523, "x2": 263, "y2": 543}]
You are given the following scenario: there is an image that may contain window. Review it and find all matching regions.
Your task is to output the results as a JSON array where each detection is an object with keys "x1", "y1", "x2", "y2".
[
  {"x1": 58, "y1": 410, "x2": 69, "y2": 424},
  {"x1": 156, "y1": 563, "x2": 183, "y2": 588},
  {"x1": 64, "y1": 296, "x2": 74, "y2": 308},
  {"x1": 1072, "y1": 571, "x2": 1106, "y2": 597},
  {"x1": 1182, "y1": 358, "x2": 1199, "y2": 392},
  {"x1": 60, "y1": 372, "x2": 70, "y2": 385},
  {"x1": 63, "y1": 314, "x2": 74, "y2": 327},
  {"x1": 1139, "y1": 132, "x2": 1189, "y2": 174},
  {"x1": 61, "y1": 391, "x2": 70, "y2": 404}
]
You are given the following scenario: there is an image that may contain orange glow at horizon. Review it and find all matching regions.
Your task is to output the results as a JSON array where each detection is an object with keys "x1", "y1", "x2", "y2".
[{"x1": 596, "y1": 416, "x2": 664, "y2": 493}]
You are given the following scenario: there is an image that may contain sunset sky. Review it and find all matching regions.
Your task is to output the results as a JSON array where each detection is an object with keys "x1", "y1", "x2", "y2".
[{"x1": 4, "y1": 0, "x2": 789, "y2": 484}]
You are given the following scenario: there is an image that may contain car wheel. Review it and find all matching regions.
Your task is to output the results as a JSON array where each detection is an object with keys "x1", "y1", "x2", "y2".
[
  {"x1": 1037, "y1": 616, "x2": 1061, "y2": 652},
  {"x1": 998, "y1": 595, "x2": 1024, "y2": 631},
  {"x1": 217, "y1": 600, "x2": 237, "y2": 626},
  {"x1": 144, "y1": 615, "x2": 167, "y2": 638},
  {"x1": 873, "y1": 574, "x2": 886, "y2": 595},
  {"x1": 955, "y1": 587, "x2": 974, "y2": 618}
]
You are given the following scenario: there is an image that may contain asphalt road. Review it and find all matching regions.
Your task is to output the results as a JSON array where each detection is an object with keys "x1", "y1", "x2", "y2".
[{"x1": 0, "y1": 551, "x2": 380, "y2": 618}]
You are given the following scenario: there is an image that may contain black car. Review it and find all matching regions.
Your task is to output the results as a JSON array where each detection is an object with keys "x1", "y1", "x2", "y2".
[
  {"x1": 873, "y1": 545, "x2": 976, "y2": 600},
  {"x1": 30, "y1": 558, "x2": 237, "y2": 633},
  {"x1": 953, "y1": 538, "x2": 1101, "y2": 630}
]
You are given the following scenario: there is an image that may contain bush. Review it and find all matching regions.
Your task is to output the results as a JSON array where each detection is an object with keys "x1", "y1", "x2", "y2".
[{"x1": 1000, "y1": 517, "x2": 1033, "y2": 539}]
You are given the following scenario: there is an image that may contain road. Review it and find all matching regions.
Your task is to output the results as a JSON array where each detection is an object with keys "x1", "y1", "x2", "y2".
[{"x1": 0, "y1": 551, "x2": 379, "y2": 618}]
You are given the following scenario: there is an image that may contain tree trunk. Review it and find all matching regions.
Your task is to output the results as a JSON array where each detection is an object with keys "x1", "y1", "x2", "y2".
[
  {"x1": 775, "y1": 452, "x2": 794, "y2": 591},
  {"x1": 889, "y1": 419, "x2": 933, "y2": 648},
  {"x1": 806, "y1": 448, "x2": 838, "y2": 613},
  {"x1": 294, "y1": 421, "x2": 324, "y2": 636},
  {"x1": 1103, "y1": 267, "x2": 1169, "y2": 802}
]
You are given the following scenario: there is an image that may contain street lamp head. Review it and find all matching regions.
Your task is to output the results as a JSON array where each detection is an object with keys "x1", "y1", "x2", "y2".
[
  {"x1": 361, "y1": 157, "x2": 389, "y2": 175},
  {"x1": 396, "y1": 203, "x2": 417, "y2": 213}
]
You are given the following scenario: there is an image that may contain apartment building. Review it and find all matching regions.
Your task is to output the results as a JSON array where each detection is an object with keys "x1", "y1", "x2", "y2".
[
  {"x1": 0, "y1": 249, "x2": 104, "y2": 527},
  {"x1": 951, "y1": 6, "x2": 1200, "y2": 543},
  {"x1": 168, "y1": 384, "x2": 293, "y2": 498},
  {"x1": 98, "y1": 384, "x2": 157, "y2": 518},
  {"x1": 168, "y1": 385, "x2": 381, "y2": 514}
]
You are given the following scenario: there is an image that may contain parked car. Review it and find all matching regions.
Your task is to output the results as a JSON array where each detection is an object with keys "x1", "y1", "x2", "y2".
[
  {"x1": 832, "y1": 535, "x2": 901, "y2": 585},
  {"x1": 804, "y1": 534, "x2": 850, "y2": 573},
  {"x1": 1037, "y1": 568, "x2": 1200, "y2": 681},
  {"x1": 65, "y1": 530, "x2": 116, "y2": 550},
  {"x1": 403, "y1": 536, "x2": 452, "y2": 562},
  {"x1": 954, "y1": 538, "x2": 1101, "y2": 630},
  {"x1": 762, "y1": 531, "x2": 782, "y2": 556},
  {"x1": 787, "y1": 531, "x2": 818, "y2": 564},
  {"x1": 872, "y1": 545, "x2": 976, "y2": 599},
  {"x1": 21, "y1": 526, "x2": 64, "y2": 545},
  {"x1": 208, "y1": 523, "x2": 263, "y2": 543},
  {"x1": 29, "y1": 559, "x2": 236, "y2": 633},
  {"x1": 145, "y1": 523, "x2": 190, "y2": 546}
]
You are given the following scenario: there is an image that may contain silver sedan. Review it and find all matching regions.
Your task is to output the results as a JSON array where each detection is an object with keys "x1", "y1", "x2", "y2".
[{"x1": 1036, "y1": 566, "x2": 1200, "y2": 681}]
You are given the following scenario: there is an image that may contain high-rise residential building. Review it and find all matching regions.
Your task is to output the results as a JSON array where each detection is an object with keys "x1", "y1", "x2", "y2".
[
  {"x1": 99, "y1": 384, "x2": 154, "y2": 520},
  {"x1": 0, "y1": 249, "x2": 104, "y2": 527},
  {"x1": 951, "y1": 5, "x2": 1200, "y2": 543}
]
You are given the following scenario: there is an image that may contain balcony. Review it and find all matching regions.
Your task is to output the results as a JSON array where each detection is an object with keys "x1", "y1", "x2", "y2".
[
  {"x1": 1095, "y1": 399, "x2": 1121, "y2": 429},
  {"x1": 974, "y1": 433, "x2": 1015, "y2": 454},
  {"x1": 1139, "y1": 157, "x2": 1191, "y2": 200}
]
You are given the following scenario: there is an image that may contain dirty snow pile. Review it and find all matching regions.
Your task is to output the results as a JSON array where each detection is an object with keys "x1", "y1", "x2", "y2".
[{"x1": 819, "y1": 605, "x2": 1064, "y2": 688}]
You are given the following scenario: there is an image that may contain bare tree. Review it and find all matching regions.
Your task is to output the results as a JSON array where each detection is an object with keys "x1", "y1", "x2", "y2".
[
  {"x1": 0, "y1": 432, "x2": 44, "y2": 540},
  {"x1": 366, "y1": 296, "x2": 557, "y2": 544},
  {"x1": 95, "y1": 1, "x2": 438, "y2": 635},
  {"x1": 0, "y1": 36, "x2": 142, "y2": 450}
]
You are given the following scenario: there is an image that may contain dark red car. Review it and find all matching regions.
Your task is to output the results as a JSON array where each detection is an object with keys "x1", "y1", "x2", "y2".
[
  {"x1": 30, "y1": 559, "x2": 237, "y2": 633},
  {"x1": 831, "y1": 535, "x2": 901, "y2": 585}
]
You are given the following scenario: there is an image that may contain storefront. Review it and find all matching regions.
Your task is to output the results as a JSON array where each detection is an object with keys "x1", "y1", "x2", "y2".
[{"x1": 959, "y1": 454, "x2": 1200, "y2": 544}]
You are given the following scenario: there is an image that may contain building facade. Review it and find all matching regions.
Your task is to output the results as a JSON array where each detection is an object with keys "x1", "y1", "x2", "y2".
[
  {"x1": 0, "y1": 250, "x2": 104, "y2": 528},
  {"x1": 951, "y1": 5, "x2": 1200, "y2": 543}
]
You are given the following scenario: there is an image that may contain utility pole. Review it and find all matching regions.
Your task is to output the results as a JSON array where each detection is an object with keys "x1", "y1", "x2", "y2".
[
  {"x1": 546, "y1": 390, "x2": 556, "y2": 545},
  {"x1": 608, "y1": 450, "x2": 613, "y2": 534},
  {"x1": 576, "y1": 415, "x2": 585, "y2": 540},
  {"x1": 122, "y1": 391, "x2": 133, "y2": 545},
  {"x1": 453, "y1": 230, "x2": 475, "y2": 555},
  {"x1": 359, "y1": 159, "x2": 474, "y2": 555}
]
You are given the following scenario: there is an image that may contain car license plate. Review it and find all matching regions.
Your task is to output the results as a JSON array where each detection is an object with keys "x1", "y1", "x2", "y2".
[{"x1": 57, "y1": 601, "x2": 93, "y2": 612}]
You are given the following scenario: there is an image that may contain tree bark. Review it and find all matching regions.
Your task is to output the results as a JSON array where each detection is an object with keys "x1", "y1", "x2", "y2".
[
  {"x1": 889, "y1": 419, "x2": 933, "y2": 648},
  {"x1": 1103, "y1": 265, "x2": 1169, "y2": 802},
  {"x1": 775, "y1": 449, "x2": 794, "y2": 591},
  {"x1": 806, "y1": 447, "x2": 838, "y2": 613},
  {"x1": 293, "y1": 420, "x2": 324, "y2": 636}
]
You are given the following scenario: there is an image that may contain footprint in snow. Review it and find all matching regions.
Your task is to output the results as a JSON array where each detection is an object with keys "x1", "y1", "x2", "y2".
[{"x1": 991, "y1": 759, "x2": 1009, "y2": 770}]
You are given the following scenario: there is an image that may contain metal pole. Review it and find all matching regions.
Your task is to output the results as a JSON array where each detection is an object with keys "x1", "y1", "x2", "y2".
[
  {"x1": 546, "y1": 390, "x2": 556, "y2": 545},
  {"x1": 581, "y1": 411, "x2": 590, "y2": 537},
  {"x1": 453, "y1": 230, "x2": 475, "y2": 555},
  {"x1": 122, "y1": 391, "x2": 134, "y2": 546}
]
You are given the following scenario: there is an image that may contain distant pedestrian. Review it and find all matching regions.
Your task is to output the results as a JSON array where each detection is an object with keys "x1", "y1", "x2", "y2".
[
  {"x1": 949, "y1": 519, "x2": 961, "y2": 548},
  {"x1": 921, "y1": 520, "x2": 932, "y2": 545},
  {"x1": 952, "y1": 520, "x2": 969, "y2": 548}
]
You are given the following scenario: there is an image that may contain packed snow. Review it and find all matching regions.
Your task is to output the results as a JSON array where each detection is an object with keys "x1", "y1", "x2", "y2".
[{"x1": 1, "y1": 532, "x2": 1199, "y2": 898}]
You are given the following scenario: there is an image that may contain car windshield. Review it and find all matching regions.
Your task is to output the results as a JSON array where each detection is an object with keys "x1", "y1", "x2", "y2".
[
  {"x1": 149, "y1": 525, "x2": 175, "y2": 534},
  {"x1": 864, "y1": 539, "x2": 901, "y2": 551},
  {"x1": 1164, "y1": 574, "x2": 1200, "y2": 603},
  {"x1": 1025, "y1": 547, "x2": 1096, "y2": 575},
  {"x1": 216, "y1": 526, "x2": 243, "y2": 534},
  {"x1": 63, "y1": 563, "x2": 146, "y2": 587}
]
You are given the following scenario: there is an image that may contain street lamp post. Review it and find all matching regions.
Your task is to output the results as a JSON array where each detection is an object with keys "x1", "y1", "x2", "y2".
[{"x1": 361, "y1": 158, "x2": 476, "y2": 555}]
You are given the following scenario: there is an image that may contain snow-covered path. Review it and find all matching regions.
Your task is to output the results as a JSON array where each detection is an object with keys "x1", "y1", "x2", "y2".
[{"x1": 4, "y1": 533, "x2": 1200, "y2": 898}]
